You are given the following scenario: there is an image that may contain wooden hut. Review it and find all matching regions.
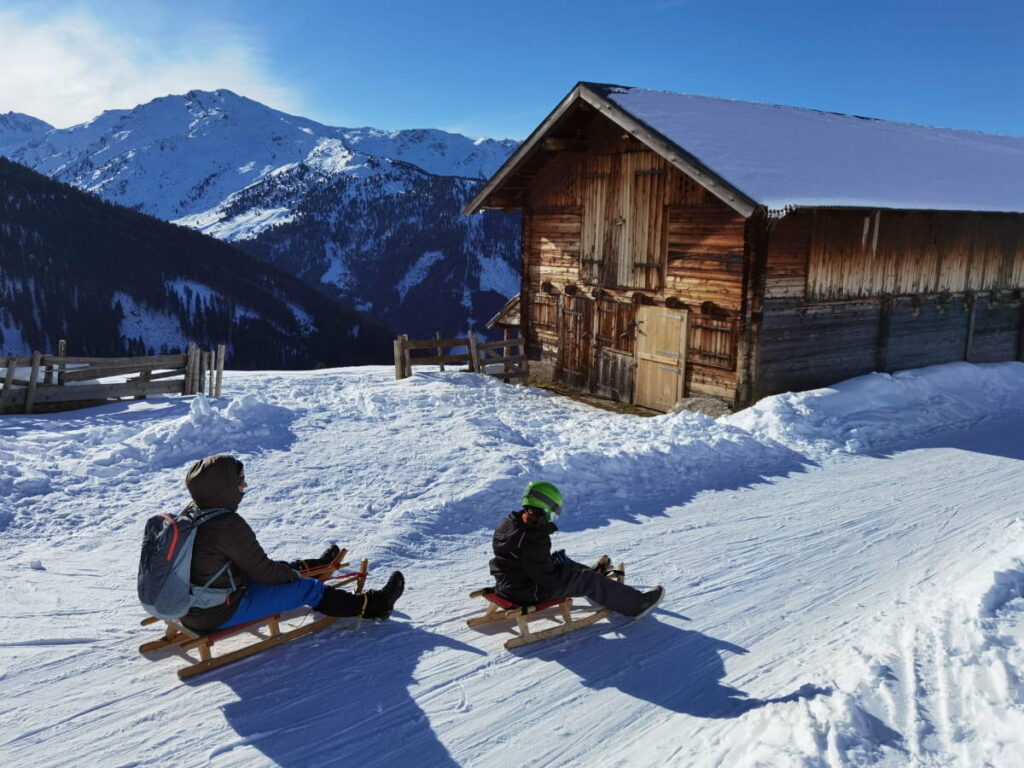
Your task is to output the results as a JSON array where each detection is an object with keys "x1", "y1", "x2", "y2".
[{"x1": 464, "y1": 82, "x2": 1024, "y2": 411}]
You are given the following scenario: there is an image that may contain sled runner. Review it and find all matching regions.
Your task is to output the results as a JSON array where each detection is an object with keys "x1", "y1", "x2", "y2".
[
  {"x1": 467, "y1": 562, "x2": 625, "y2": 649},
  {"x1": 139, "y1": 549, "x2": 368, "y2": 680}
]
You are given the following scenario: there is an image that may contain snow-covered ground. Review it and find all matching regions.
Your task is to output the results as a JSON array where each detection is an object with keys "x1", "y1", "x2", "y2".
[{"x1": 1, "y1": 362, "x2": 1023, "y2": 767}]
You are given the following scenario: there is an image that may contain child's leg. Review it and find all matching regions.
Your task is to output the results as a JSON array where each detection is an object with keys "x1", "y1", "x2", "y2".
[
  {"x1": 558, "y1": 563, "x2": 646, "y2": 617},
  {"x1": 215, "y1": 578, "x2": 326, "y2": 630}
]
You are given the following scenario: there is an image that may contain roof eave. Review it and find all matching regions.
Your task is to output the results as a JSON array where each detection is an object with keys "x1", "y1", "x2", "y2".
[
  {"x1": 464, "y1": 82, "x2": 761, "y2": 218},
  {"x1": 577, "y1": 85, "x2": 758, "y2": 217},
  {"x1": 462, "y1": 84, "x2": 587, "y2": 216}
]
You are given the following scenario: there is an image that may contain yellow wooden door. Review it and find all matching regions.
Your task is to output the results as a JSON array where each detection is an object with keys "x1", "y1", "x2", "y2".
[{"x1": 634, "y1": 305, "x2": 687, "y2": 412}]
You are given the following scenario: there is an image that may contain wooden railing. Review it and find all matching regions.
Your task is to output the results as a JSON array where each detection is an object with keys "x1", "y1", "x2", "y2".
[
  {"x1": 475, "y1": 337, "x2": 527, "y2": 381},
  {"x1": 0, "y1": 342, "x2": 225, "y2": 415},
  {"x1": 393, "y1": 333, "x2": 527, "y2": 382}
]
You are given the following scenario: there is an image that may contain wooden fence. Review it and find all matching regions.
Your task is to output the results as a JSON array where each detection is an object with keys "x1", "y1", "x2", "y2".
[
  {"x1": 0, "y1": 341, "x2": 225, "y2": 415},
  {"x1": 393, "y1": 333, "x2": 527, "y2": 382}
]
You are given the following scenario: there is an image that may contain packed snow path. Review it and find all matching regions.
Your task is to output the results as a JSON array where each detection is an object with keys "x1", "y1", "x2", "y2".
[{"x1": 1, "y1": 363, "x2": 1023, "y2": 767}]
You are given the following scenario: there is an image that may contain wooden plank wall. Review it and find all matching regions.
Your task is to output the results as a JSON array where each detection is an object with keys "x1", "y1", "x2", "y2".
[
  {"x1": 521, "y1": 118, "x2": 747, "y2": 403},
  {"x1": 808, "y1": 211, "x2": 1024, "y2": 299},
  {"x1": 753, "y1": 210, "x2": 1024, "y2": 400}
]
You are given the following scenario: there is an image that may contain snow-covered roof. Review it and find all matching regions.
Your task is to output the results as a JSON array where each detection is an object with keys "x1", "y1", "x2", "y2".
[
  {"x1": 466, "y1": 82, "x2": 1024, "y2": 217},
  {"x1": 596, "y1": 83, "x2": 1024, "y2": 214}
]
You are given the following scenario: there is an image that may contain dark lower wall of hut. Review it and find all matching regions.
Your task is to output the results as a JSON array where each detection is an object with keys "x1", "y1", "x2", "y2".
[{"x1": 754, "y1": 294, "x2": 1024, "y2": 399}]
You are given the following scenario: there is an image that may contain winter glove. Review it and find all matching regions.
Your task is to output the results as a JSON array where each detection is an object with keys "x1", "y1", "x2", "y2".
[{"x1": 552, "y1": 549, "x2": 567, "y2": 566}]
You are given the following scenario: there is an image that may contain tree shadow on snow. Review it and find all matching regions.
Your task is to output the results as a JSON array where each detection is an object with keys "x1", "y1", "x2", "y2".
[
  {"x1": 209, "y1": 620, "x2": 485, "y2": 768},
  {"x1": 522, "y1": 617, "x2": 830, "y2": 719}
]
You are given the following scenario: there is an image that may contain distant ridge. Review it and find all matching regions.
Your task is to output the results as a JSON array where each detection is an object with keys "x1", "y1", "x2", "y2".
[
  {"x1": 4, "y1": 90, "x2": 522, "y2": 338},
  {"x1": 0, "y1": 157, "x2": 392, "y2": 368}
]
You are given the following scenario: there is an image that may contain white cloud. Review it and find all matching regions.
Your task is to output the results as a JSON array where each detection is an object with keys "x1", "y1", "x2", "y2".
[{"x1": 0, "y1": 9, "x2": 303, "y2": 127}]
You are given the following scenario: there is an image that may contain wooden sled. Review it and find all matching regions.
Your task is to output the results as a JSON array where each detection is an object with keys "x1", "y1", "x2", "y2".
[
  {"x1": 139, "y1": 549, "x2": 369, "y2": 680},
  {"x1": 467, "y1": 562, "x2": 625, "y2": 649}
]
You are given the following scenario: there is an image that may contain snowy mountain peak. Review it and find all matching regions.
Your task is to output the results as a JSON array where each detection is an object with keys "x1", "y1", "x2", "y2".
[
  {"x1": 7, "y1": 91, "x2": 522, "y2": 338},
  {"x1": 8, "y1": 90, "x2": 517, "y2": 220},
  {"x1": 0, "y1": 111, "x2": 53, "y2": 158}
]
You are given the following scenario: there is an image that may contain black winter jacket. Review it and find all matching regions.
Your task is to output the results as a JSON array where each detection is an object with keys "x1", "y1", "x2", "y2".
[{"x1": 489, "y1": 512, "x2": 565, "y2": 605}]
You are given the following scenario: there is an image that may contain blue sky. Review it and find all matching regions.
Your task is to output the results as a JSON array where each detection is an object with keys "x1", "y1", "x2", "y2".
[{"x1": 1, "y1": 0, "x2": 1021, "y2": 138}]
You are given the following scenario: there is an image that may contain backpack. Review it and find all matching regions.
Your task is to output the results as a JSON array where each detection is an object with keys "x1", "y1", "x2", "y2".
[{"x1": 137, "y1": 506, "x2": 237, "y2": 620}]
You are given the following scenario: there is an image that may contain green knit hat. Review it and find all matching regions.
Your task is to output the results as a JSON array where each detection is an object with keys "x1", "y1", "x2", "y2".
[{"x1": 521, "y1": 481, "x2": 564, "y2": 522}]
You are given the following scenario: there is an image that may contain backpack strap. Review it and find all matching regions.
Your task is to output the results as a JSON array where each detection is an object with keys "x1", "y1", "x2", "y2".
[
  {"x1": 187, "y1": 507, "x2": 238, "y2": 593},
  {"x1": 201, "y1": 561, "x2": 236, "y2": 591},
  {"x1": 186, "y1": 506, "x2": 233, "y2": 525}
]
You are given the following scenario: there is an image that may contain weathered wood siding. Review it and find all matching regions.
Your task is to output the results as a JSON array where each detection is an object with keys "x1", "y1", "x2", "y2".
[
  {"x1": 753, "y1": 210, "x2": 1024, "y2": 400},
  {"x1": 520, "y1": 117, "x2": 745, "y2": 403},
  {"x1": 808, "y1": 211, "x2": 1024, "y2": 300}
]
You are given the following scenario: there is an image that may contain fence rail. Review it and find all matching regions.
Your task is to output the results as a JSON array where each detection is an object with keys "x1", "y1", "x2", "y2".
[
  {"x1": 0, "y1": 341, "x2": 225, "y2": 415},
  {"x1": 393, "y1": 333, "x2": 527, "y2": 382}
]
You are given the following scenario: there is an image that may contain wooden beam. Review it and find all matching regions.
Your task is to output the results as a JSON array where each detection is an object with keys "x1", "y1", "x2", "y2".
[
  {"x1": 25, "y1": 351, "x2": 41, "y2": 414},
  {"x1": 0, "y1": 358, "x2": 15, "y2": 415},
  {"x1": 23, "y1": 379, "x2": 185, "y2": 405},
  {"x1": 215, "y1": 344, "x2": 226, "y2": 397},
  {"x1": 577, "y1": 86, "x2": 757, "y2": 217},
  {"x1": 56, "y1": 354, "x2": 186, "y2": 367},
  {"x1": 541, "y1": 138, "x2": 587, "y2": 152},
  {"x1": 463, "y1": 84, "x2": 589, "y2": 215}
]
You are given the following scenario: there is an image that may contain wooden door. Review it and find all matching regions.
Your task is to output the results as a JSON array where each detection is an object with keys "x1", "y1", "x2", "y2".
[
  {"x1": 626, "y1": 153, "x2": 666, "y2": 290},
  {"x1": 557, "y1": 294, "x2": 593, "y2": 389},
  {"x1": 633, "y1": 305, "x2": 687, "y2": 412},
  {"x1": 580, "y1": 155, "x2": 616, "y2": 285}
]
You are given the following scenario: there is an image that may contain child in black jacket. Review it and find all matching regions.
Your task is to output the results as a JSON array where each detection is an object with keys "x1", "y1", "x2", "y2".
[{"x1": 489, "y1": 481, "x2": 663, "y2": 618}]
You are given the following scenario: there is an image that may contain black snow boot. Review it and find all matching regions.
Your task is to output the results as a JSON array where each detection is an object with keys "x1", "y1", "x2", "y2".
[
  {"x1": 361, "y1": 571, "x2": 405, "y2": 620},
  {"x1": 633, "y1": 586, "x2": 664, "y2": 621},
  {"x1": 313, "y1": 585, "x2": 366, "y2": 617},
  {"x1": 289, "y1": 542, "x2": 341, "y2": 572}
]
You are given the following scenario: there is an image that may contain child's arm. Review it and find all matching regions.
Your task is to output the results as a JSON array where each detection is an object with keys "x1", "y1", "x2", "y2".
[{"x1": 518, "y1": 534, "x2": 560, "y2": 591}]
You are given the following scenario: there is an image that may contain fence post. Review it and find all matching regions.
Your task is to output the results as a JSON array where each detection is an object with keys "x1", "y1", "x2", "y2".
[
  {"x1": 436, "y1": 331, "x2": 445, "y2": 372},
  {"x1": 200, "y1": 351, "x2": 210, "y2": 396},
  {"x1": 0, "y1": 357, "x2": 14, "y2": 415},
  {"x1": 184, "y1": 343, "x2": 196, "y2": 395},
  {"x1": 57, "y1": 339, "x2": 67, "y2": 385},
  {"x1": 25, "y1": 351, "x2": 42, "y2": 414},
  {"x1": 401, "y1": 334, "x2": 411, "y2": 378},
  {"x1": 469, "y1": 335, "x2": 481, "y2": 373},
  {"x1": 136, "y1": 370, "x2": 150, "y2": 400},
  {"x1": 215, "y1": 344, "x2": 225, "y2": 396},
  {"x1": 206, "y1": 350, "x2": 215, "y2": 396},
  {"x1": 394, "y1": 337, "x2": 405, "y2": 380}
]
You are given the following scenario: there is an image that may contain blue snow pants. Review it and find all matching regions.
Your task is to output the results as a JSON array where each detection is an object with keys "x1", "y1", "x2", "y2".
[{"x1": 215, "y1": 578, "x2": 326, "y2": 630}]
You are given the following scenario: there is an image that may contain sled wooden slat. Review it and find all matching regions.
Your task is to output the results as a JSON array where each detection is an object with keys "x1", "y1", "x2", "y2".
[
  {"x1": 139, "y1": 550, "x2": 372, "y2": 680},
  {"x1": 178, "y1": 614, "x2": 341, "y2": 679},
  {"x1": 506, "y1": 605, "x2": 613, "y2": 650},
  {"x1": 467, "y1": 563, "x2": 625, "y2": 648}
]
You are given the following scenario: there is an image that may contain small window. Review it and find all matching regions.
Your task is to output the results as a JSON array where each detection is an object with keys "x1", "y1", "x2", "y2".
[
  {"x1": 594, "y1": 297, "x2": 635, "y2": 354},
  {"x1": 531, "y1": 294, "x2": 559, "y2": 334},
  {"x1": 688, "y1": 316, "x2": 736, "y2": 369}
]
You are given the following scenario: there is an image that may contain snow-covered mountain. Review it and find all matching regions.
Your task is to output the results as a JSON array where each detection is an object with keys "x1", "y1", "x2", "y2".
[
  {"x1": 6, "y1": 91, "x2": 521, "y2": 336},
  {"x1": 0, "y1": 111, "x2": 52, "y2": 158},
  {"x1": 0, "y1": 158, "x2": 391, "y2": 367}
]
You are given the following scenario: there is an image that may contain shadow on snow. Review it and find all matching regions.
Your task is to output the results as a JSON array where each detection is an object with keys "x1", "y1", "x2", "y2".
[
  {"x1": 204, "y1": 620, "x2": 484, "y2": 768},
  {"x1": 521, "y1": 616, "x2": 830, "y2": 719}
]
